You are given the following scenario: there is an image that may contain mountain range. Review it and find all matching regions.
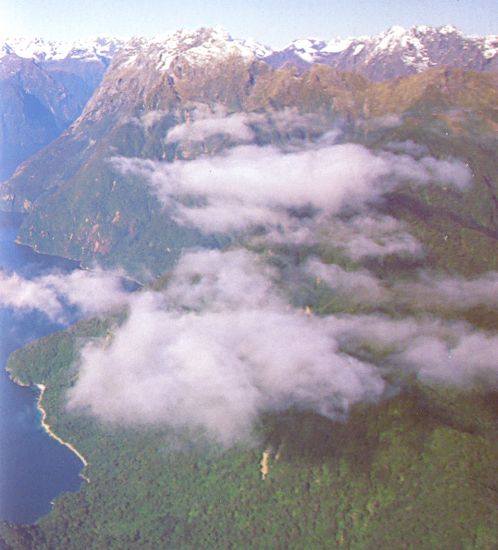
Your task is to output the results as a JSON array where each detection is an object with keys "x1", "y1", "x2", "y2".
[
  {"x1": 266, "y1": 24, "x2": 498, "y2": 78},
  {"x1": 0, "y1": 24, "x2": 497, "y2": 550},
  {"x1": 3, "y1": 24, "x2": 496, "y2": 78},
  {"x1": 1, "y1": 25, "x2": 496, "y2": 180},
  {"x1": 1, "y1": 25, "x2": 497, "y2": 280}
]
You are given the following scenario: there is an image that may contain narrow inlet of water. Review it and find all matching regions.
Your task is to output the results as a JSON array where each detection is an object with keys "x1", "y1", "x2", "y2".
[{"x1": 0, "y1": 212, "x2": 84, "y2": 524}]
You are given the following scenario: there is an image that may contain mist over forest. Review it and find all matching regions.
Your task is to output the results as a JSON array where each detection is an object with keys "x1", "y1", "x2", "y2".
[{"x1": 1, "y1": 21, "x2": 497, "y2": 550}]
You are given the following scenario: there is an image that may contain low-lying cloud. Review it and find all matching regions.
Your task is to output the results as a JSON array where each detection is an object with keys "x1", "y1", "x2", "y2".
[
  {"x1": 304, "y1": 258, "x2": 498, "y2": 313},
  {"x1": 0, "y1": 271, "x2": 63, "y2": 320},
  {"x1": 323, "y1": 215, "x2": 425, "y2": 260},
  {"x1": 305, "y1": 258, "x2": 387, "y2": 304},
  {"x1": 67, "y1": 250, "x2": 387, "y2": 443},
  {"x1": 334, "y1": 314, "x2": 498, "y2": 385},
  {"x1": 114, "y1": 141, "x2": 471, "y2": 236},
  {"x1": 166, "y1": 106, "x2": 256, "y2": 143},
  {"x1": 57, "y1": 122, "x2": 489, "y2": 445},
  {"x1": 0, "y1": 268, "x2": 130, "y2": 322},
  {"x1": 165, "y1": 105, "x2": 332, "y2": 146},
  {"x1": 358, "y1": 114, "x2": 404, "y2": 130},
  {"x1": 385, "y1": 140, "x2": 429, "y2": 157},
  {"x1": 140, "y1": 110, "x2": 168, "y2": 130},
  {"x1": 67, "y1": 250, "x2": 498, "y2": 444}
]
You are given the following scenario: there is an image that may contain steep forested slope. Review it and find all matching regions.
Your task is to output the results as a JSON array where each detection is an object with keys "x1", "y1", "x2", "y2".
[{"x1": 1, "y1": 27, "x2": 497, "y2": 550}]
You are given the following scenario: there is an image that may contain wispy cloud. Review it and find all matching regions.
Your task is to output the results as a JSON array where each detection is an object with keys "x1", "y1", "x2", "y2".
[
  {"x1": 67, "y1": 250, "x2": 387, "y2": 444},
  {"x1": 0, "y1": 268, "x2": 130, "y2": 322},
  {"x1": 385, "y1": 140, "x2": 429, "y2": 157},
  {"x1": 305, "y1": 258, "x2": 387, "y2": 304},
  {"x1": 166, "y1": 105, "x2": 256, "y2": 143},
  {"x1": 331, "y1": 314, "x2": 498, "y2": 385},
  {"x1": 358, "y1": 114, "x2": 404, "y2": 130},
  {"x1": 140, "y1": 110, "x2": 168, "y2": 130},
  {"x1": 0, "y1": 271, "x2": 63, "y2": 320},
  {"x1": 113, "y1": 138, "x2": 471, "y2": 238},
  {"x1": 322, "y1": 215, "x2": 425, "y2": 260},
  {"x1": 66, "y1": 249, "x2": 498, "y2": 444},
  {"x1": 164, "y1": 105, "x2": 332, "y2": 146}
]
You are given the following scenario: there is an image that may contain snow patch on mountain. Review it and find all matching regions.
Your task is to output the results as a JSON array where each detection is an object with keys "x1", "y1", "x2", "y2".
[
  {"x1": 1, "y1": 36, "x2": 125, "y2": 63},
  {"x1": 0, "y1": 43, "x2": 14, "y2": 58},
  {"x1": 322, "y1": 38, "x2": 354, "y2": 54},
  {"x1": 353, "y1": 44, "x2": 365, "y2": 56},
  {"x1": 266, "y1": 24, "x2": 496, "y2": 79},
  {"x1": 482, "y1": 36, "x2": 498, "y2": 59},
  {"x1": 3, "y1": 25, "x2": 496, "y2": 79},
  {"x1": 152, "y1": 27, "x2": 272, "y2": 71}
]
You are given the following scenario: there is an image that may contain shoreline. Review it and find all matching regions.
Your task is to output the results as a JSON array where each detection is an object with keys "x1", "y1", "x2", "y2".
[
  {"x1": 6, "y1": 369, "x2": 30, "y2": 388},
  {"x1": 36, "y1": 383, "x2": 90, "y2": 483},
  {"x1": 14, "y1": 236, "x2": 145, "y2": 287}
]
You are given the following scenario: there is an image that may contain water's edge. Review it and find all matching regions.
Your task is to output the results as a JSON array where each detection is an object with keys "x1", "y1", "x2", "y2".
[
  {"x1": 0, "y1": 211, "x2": 85, "y2": 523},
  {"x1": 35, "y1": 384, "x2": 90, "y2": 482}
]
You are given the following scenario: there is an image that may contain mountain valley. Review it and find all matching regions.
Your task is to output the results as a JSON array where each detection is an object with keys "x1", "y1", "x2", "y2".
[{"x1": 0, "y1": 24, "x2": 497, "y2": 550}]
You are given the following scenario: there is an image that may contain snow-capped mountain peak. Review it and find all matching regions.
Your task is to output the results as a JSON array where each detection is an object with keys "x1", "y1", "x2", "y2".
[
  {"x1": 284, "y1": 38, "x2": 325, "y2": 63},
  {"x1": 374, "y1": 25, "x2": 411, "y2": 52},
  {"x1": 1, "y1": 37, "x2": 67, "y2": 61},
  {"x1": 152, "y1": 26, "x2": 272, "y2": 66},
  {"x1": 3, "y1": 25, "x2": 496, "y2": 82},
  {"x1": 113, "y1": 26, "x2": 273, "y2": 72},
  {"x1": 263, "y1": 24, "x2": 497, "y2": 80}
]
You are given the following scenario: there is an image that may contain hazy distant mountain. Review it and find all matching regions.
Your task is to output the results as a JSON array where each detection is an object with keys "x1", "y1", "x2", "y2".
[
  {"x1": 265, "y1": 25, "x2": 498, "y2": 79},
  {"x1": 3, "y1": 36, "x2": 123, "y2": 62},
  {"x1": 0, "y1": 37, "x2": 124, "y2": 178}
]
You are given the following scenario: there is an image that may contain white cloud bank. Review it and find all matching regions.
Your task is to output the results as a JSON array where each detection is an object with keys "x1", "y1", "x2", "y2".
[
  {"x1": 67, "y1": 250, "x2": 386, "y2": 444},
  {"x1": 113, "y1": 140, "x2": 471, "y2": 235},
  {"x1": 164, "y1": 105, "x2": 332, "y2": 146},
  {"x1": 66, "y1": 250, "x2": 498, "y2": 445}
]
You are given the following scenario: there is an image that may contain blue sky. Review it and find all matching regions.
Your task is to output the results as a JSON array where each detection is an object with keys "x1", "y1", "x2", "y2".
[{"x1": 1, "y1": 0, "x2": 496, "y2": 46}]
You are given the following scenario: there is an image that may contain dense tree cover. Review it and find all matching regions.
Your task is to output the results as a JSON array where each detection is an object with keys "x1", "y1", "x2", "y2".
[
  {"x1": 1, "y1": 312, "x2": 496, "y2": 549},
  {"x1": 1, "y1": 66, "x2": 496, "y2": 549}
]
